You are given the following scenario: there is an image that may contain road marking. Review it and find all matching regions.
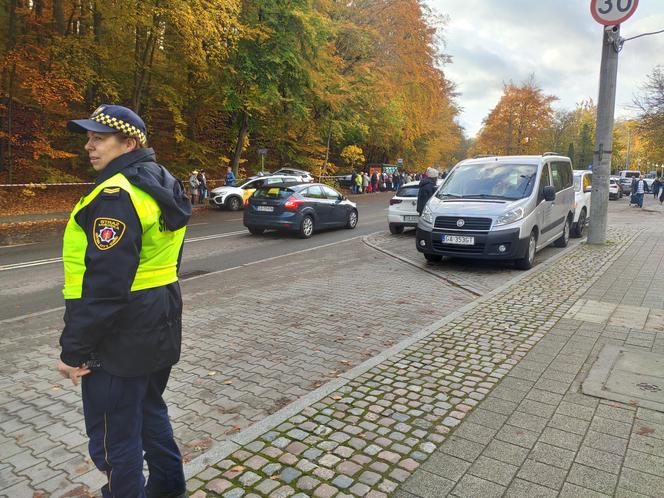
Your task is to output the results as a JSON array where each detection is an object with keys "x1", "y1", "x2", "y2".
[
  {"x1": 0, "y1": 242, "x2": 38, "y2": 249},
  {"x1": 188, "y1": 222, "x2": 209, "y2": 226},
  {"x1": 0, "y1": 230, "x2": 249, "y2": 271},
  {"x1": 1, "y1": 232, "x2": 377, "y2": 322}
]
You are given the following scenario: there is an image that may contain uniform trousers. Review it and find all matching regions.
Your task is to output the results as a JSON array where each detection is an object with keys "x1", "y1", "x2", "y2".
[{"x1": 82, "y1": 366, "x2": 185, "y2": 498}]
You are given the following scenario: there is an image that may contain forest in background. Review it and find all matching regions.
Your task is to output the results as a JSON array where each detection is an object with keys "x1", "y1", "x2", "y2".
[{"x1": 0, "y1": 0, "x2": 464, "y2": 184}]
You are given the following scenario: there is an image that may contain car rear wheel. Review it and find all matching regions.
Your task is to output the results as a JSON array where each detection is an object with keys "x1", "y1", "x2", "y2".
[
  {"x1": 515, "y1": 230, "x2": 537, "y2": 270},
  {"x1": 227, "y1": 196, "x2": 242, "y2": 211},
  {"x1": 389, "y1": 223, "x2": 404, "y2": 234},
  {"x1": 247, "y1": 226, "x2": 264, "y2": 235},
  {"x1": 572, "y1": 209, "x2": 586, "y2": 238},
  {"x1": 554, "y1": 217, "x2": 571, "y2": 248},
  {"x1": 299, "y1": 215, "x2": 314, "y2": 239},
  {"x1": 424, "y1": 253, "x2": 442, "y2": 262},
  {"x1": 346, "y1": 209, "x2": 358, "y2": 229}
]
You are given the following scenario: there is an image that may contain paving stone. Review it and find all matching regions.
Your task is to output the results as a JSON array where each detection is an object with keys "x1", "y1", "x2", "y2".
[
  {"x1": 314, "y1": 483, "x2": 339, "y2": 497},
  {"x1": 559, "y1": 482, "x2": 611, "y2": 498},
  {"x1": 401, "y1": 470, "x2": 455, "y2": 498},
  {"x1": 505, "y1": 478, "x2": 558, "y2": 498},
  {"x1": 567, "y1": 463, "x2": 618, "y2": 495},
  {"x1": 529, "y1": 441, "x2": 575, "y2": 470},
  {"x1": 517, "y1": 459, "x2": 567, "y2": 490},
  {"x1": 452, "y1": 474, "x2": 505, "y2": 498},
  {"x1": 468, "y1": 455, "x2": 518, "y2": 486},
  {"x1": 575, "y1": 446, "x2": 623, "y2": 474},
  {"x1": 481, "y1": 439, "x2": 530, "y2": 467}
]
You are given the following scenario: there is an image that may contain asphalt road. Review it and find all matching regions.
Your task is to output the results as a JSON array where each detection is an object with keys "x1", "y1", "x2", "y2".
[{"x1": 0, "y1": 192, "x2": 396, "y2": 320}]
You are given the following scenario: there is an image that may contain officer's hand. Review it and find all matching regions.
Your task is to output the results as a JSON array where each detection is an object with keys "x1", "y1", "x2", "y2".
[{"x1": 56, "y1": 360, "x2": 91, "y2": 386}]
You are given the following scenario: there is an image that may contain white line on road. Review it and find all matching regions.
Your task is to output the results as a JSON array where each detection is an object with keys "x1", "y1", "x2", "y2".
[
  {"x1": 0, "y1": 230, "x2": 249, "y2": 271},
  {"x1": 1, "y1": 233, "x2": 376, "y2": 323},
  {"x1": 0, "y1": 242, "x2": 38, "y2": 249}
]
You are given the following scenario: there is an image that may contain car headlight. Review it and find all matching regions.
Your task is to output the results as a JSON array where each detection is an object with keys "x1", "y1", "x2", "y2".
[
  {"x1": 495, "y1": 207, "x2": 525, "y2": 226},
  {"x1": 421, "y1": 204, "x2": 434, "y2": 224}
]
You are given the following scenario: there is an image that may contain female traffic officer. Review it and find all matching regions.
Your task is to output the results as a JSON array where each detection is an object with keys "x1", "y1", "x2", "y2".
[{"x1": 56, "y1": 104, "x2": 191, "y2": 498}]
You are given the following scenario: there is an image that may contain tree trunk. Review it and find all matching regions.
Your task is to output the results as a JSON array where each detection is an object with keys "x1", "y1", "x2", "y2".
[
  {"x1": 231, "y1": 111, "x2": 249, "y2": 176},
  {"x1": 53, "y1": 0, "x2": 66, "y2": 34}
]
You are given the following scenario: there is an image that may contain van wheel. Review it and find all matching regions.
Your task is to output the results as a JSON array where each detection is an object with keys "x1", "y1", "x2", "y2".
[
  {"x1": 515, "y1": 231, "x2": 537, "y2": 270},
  {"x1": 424, "y1": 253, "x2": 442, "y2": 263},
  {"x1": 554, "y1": 217, "x2": 571, "y2": 247},
  {"x1": 389, "y1": 224, "x2": 404, "y2": 234},
  {"x1": 572, "y1": 209, "x2": 586, "y2": 238}
]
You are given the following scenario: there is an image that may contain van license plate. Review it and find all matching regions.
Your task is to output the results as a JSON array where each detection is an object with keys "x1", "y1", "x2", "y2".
[
  {"x1": 403, "y1": 215, "x2": 419, "y2": 222},
  {"x1": 443, "y1": 235, "x2": 474, "y2": 245},
  {"x1": 256, "y1": 206, "x2": 274, "y2": 212}
]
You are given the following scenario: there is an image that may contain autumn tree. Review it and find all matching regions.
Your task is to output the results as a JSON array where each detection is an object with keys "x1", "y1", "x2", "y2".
[
  {"x1": 474, "y1": 76, "x2": 557, "y2": 156},
  {"x1": 633, "y1": 65, "x2": 664, "y2": 165}
]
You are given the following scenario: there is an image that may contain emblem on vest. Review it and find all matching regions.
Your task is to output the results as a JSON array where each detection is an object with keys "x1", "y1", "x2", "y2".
[{"x1": 93, "y1": 217, "x2": 126, "y2": 250}]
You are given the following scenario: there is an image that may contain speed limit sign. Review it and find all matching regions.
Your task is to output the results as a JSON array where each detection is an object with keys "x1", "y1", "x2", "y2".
[{"x1": 591, "y1": 0, "x2": 639, "y2": 25}]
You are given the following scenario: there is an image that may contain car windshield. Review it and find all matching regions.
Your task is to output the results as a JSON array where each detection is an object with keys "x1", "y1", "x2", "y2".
[
  {"x1": 396, "y1": 186, "x2": 419, "y2": 198},
  {"x1": 624, "y1": 172, "x2": 640, "y2": 178},
  {"x1": 252, "y1": 187, "x2": 294, "y2": 200},
  {"x1": 436, "y1": 163, "x2": 538, "y2": 200}
]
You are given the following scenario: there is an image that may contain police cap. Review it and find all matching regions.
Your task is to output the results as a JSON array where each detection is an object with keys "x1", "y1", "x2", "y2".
[{"x1": 68, "y1": 104, "x2": 147, "y2": 145}]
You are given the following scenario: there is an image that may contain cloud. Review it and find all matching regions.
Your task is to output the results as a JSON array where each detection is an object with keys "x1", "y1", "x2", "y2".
[{"x1": 427, "y1": 0, "x2": 664, "y2": 136}]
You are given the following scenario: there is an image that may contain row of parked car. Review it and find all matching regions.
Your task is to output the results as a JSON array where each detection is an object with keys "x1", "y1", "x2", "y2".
[{"x1": 388, "y1": 154, "x2": 596, "y2": 270}]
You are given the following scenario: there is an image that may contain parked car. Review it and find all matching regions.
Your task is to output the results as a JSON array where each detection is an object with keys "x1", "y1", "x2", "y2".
[
  {"x1": 209, "y1": 175, "x2": 299, "y2": 210},
  {"x1": 609, "y1": 177, "x2": 622, "y2": 200},
  {"x1": 572, "y1": 170, "x2": 591, "y2": 238},
  {"x1": 617, "y1": 170, "x2": 641, "y2": 195},
  {"x1": 416, "y1": 154, "x2": 575, "y2": 270},
  {"x1": 270, "y1": 168, "x2": 315, "y2": 183},
  {"x1": 387, "y1": 182, "x2": 420, "y2": 234},
  {"x1": 244, "y1": 183, "x2": 358, "y2": 238}
]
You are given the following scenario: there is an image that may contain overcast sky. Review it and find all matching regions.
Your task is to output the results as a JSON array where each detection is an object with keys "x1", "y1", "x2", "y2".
[{"x1": 426, "y1": 1, "x2": 664, "y2": 137}]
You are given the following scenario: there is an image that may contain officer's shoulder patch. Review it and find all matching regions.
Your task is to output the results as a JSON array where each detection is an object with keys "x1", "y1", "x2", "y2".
[
  {"x1": 93, "y1": 217, "x2": 126, "y2": 250},
  {"x1": 100, "y1": 187, "x2": 121, "y2": 200}
]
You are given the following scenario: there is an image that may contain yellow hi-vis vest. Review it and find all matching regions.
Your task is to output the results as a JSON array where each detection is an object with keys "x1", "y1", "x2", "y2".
[{"x1": 62, "y1": 173, "x2": 186, "y2": 299}]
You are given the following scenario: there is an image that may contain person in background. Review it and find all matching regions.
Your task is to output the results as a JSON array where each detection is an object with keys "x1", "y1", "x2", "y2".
[
  {"x1": 417, "y1": 167, "x2": 439, "y2": 215},
  {"x1": 354, "y1": 171, "x2": 362, "y2": 194},
  {"x1": 652, "y1": 177, "x2": 661, "y2": 200},
  {"x1": 631, "y1": 174, "x2": 649, "y2": 208},
  {"x1": 362, "y1": 172, "x2": 369, "y2": 193},
  {"x1": 188, "y1": 170, "x2": 199, "y2": 204},
  {"x1": 197, "y1": 170, "x2": 207, "y2": 203},
  {"x1": 225, "y1": 165, "x2": 236, "y2": 187}
]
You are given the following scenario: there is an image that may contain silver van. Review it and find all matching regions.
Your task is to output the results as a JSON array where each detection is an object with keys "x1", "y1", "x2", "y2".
[{"x1": 416, "y1": 154, "x2": 575, "y2": 270}]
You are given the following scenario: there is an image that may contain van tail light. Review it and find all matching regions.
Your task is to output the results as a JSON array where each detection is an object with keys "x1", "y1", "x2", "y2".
[
  {"x1": 244, "y1": 198, "x2": 249, "y2": 207},
  {"x1": 284, "y1": 195, "x2": 304, "y2": 210},
  {"x1": 389, "y1": 198, "x2": 402, "y2": 205}
]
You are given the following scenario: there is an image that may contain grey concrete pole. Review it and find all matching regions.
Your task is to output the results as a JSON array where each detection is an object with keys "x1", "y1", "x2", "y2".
[{"x1": 588, "y1": 25, "x2": 621, "y2": 245}]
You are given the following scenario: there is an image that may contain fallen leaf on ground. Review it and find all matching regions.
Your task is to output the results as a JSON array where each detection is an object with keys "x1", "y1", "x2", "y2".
[
  {"x1": 224, "y1": 379, "x2": 233, "y2": 385},
  {"x1": 636, "y1": 425, "x2": 655, "y2": 436},
  {"x1": 207, "y1": 371, "x2": 216, "y2": 376}
]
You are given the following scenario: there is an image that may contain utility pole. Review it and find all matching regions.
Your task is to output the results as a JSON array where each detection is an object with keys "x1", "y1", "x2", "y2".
[
  {"x1": 588, "y1": 25, "x2": 621, "y2": 245},
  {"x1": 625, "y1": 126, "x2": 631, "y2": 169}
]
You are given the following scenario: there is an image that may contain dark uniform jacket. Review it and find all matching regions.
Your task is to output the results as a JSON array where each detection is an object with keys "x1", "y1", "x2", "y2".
[
  {"x1": 60, "y1": 149, "x2": 192, "y2": 377},
  {"x1": 416, "y1": 176, "x2": 436, "y2": 215}
]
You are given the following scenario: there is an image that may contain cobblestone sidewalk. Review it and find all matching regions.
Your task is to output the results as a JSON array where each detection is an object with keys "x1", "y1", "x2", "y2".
[{"x1": 180, "y1": 228, "x2": 640, "y2": 498}]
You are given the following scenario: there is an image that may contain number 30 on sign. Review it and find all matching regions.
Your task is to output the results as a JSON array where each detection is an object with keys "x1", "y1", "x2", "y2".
[{"x1": 591, "y1": 0, "x2": 639, "y2": 26}]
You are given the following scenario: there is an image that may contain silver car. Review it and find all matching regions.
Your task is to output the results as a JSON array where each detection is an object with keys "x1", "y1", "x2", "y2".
[{"x1": 416, "y1": 154, "x2": 575, "y2": 270}]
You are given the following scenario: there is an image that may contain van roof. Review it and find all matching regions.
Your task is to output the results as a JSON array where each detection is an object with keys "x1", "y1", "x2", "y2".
[{"x1": 461, "y1": 155, "x2": 570, "y2": 165}]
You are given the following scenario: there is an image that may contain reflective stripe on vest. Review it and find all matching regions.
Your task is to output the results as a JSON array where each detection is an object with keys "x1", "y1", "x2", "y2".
[{"x1": 62, "y1": 173, "x2": 186, "y2": 299}]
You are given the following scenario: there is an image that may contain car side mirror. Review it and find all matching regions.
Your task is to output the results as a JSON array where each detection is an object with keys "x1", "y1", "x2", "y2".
[
  {"x1": 543, "y1": 186, "x2": 556, "y2": 202},
  {"x1": 339, "y1": 195, "x2": 346, "y2": 201}
]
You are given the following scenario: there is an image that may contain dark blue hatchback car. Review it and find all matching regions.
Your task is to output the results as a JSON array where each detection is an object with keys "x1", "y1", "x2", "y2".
[{"x1": 243, "y1": 183, "x2": 358, "y2": 238}]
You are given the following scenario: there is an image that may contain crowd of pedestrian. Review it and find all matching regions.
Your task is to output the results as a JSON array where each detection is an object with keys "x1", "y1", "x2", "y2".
[{"x1": 350, "y1": 170, "x2": 419, "y2": 194}]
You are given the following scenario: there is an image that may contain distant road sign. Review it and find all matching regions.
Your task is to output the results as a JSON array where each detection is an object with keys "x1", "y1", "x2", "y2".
[
  {"x1": 258, "y1": 148, "x2": 268, "y2": 156},
  {"x1": 590, "y1": 0, "x2": 639, "y2": 26}
]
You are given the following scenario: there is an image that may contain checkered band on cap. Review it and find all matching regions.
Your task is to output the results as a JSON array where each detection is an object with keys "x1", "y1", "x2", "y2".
[{"x1": 91, "y1": 112, "x2": 147, "y2": 145}]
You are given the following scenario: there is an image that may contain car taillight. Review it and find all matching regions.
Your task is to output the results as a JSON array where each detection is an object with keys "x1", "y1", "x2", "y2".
[
  {"x1": 284, "y1": 195, "x2": 304, "y2": 210},
  {"x1": 390, "y1": 198, "x2": 402, "y2": 205}
]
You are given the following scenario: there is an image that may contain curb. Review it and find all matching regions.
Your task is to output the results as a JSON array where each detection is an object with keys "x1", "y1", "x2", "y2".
[{"x1": 183, "y1": 230, "x2": 598, "y2": 478}]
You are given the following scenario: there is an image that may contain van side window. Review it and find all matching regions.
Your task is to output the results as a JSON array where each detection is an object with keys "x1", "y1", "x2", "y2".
[
  {"x1": 539, "y1": 165, "x2": 551, "y2": 202},
  {"x1": 584, "y1": 174, "x2": 592, "y2": 190},
  {"x1": 551, "y1": 162, "x2": 572, "y2": 192}
]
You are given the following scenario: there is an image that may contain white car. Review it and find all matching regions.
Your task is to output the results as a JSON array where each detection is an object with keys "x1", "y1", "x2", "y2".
[
  {"x1": 209, "y1": 175, "x2": 300, "y2": 210},
  {"x1": 572, "y1": 170, "x2": 592, "y2": 237},
  {"x1": 271, "y1": 168, "x2": 315, "y2": 183},
  {"x1": 388, "y1": 181, "x2": 421, "y2": 234},
  {"x1": 609, "y1": 177, "x2": 622, "y2": 200}
]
